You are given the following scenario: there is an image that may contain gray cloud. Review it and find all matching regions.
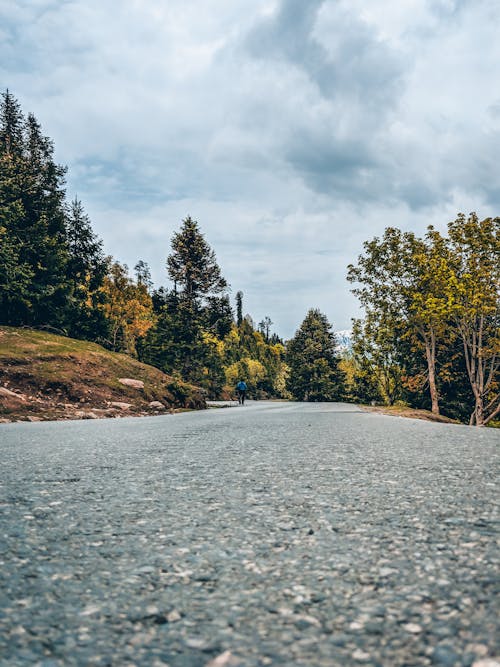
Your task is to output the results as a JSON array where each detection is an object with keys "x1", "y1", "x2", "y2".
[{"x1": 1, "y1": 0, "x2": 499, "y2": 336}]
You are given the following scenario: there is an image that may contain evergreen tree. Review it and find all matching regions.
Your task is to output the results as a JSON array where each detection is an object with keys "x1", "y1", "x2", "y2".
[
  {"x1": 235, "y1": 291, "x2": 243, "y2": 327},
  {"x1": 0, "y1": 92, "x2": 32, "y2": 322},
  {"x1": 65, "y1": 198, "x2": 109, "y2": 339},
  {"x1": 203, "y1": 295, "x2": 233, "y2": 339},
  {"x1": 286, "y1": 309, "x2": 346, "y2": 401},
  {"x1": 22, "y1": 112, "x2": 69, "y2": 326},
  {"x1": 142, "y1": 217, "x2": 230, "y2": 393},
  {"x1": 0, "y1": 90, "x2": 24, "y2": 156},
  {"x1": 167, "y1": 216, "x2": 227, "y2": 303},
  {"x1": 0, "y1": 91, "x2": 70, "y2": 327}
]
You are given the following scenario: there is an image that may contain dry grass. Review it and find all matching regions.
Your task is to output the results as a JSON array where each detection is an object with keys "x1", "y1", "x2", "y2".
[{"x1": 360, "y1": 404, "x2": 460, "y2": 424}]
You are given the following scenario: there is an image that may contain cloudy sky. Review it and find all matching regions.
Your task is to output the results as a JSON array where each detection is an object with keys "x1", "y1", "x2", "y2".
[{"x1": 2, "y1": 0, "x2": 499, "y2": 338}]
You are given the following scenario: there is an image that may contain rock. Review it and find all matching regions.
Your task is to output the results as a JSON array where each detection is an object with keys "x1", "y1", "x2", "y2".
[
  {"x1": 0, "y1": 386, "x2": 25, "y2": 400},
  {"x1": 403, "y1": 623, "x2": 422, "y2": 634},
  {"x1": 149, "y1": 401, "x2": 166, "y2": 410},
  {"x1": 352, "y1": 649, "x2": 371, "y2": 662},
  {"x1": 167, "y1": 609, "x2": 181, "y2": 623},
  {"x1": 472, "y1": 661, "x2": 500, "y2": 667},
  {"x1": 110, "y1": 401, "x2": 132, "y2": 410},
  {"x1": 206, "y1": 651, "x2": 241, "y2": 667},
  {"x1": 379, "y1": 567, "x2": 398, "y2": 577},
  {"x1": 118, "y1": 378, "x2": 145, "y2": 389}
]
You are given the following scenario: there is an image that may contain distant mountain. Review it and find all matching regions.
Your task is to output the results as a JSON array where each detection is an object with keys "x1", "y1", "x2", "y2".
[{"x1": 335, "y1": 329, "x2": 352, "y2": 353}]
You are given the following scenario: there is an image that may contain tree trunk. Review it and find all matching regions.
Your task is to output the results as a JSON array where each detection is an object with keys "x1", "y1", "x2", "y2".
[{"x1": 424, "y1": 333, "x2": 439, "y2": 415}]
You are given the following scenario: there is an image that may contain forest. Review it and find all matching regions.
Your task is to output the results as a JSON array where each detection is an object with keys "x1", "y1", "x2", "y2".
[{"x1": 0, "y1": 91, "x2": 498, "y2": 425}]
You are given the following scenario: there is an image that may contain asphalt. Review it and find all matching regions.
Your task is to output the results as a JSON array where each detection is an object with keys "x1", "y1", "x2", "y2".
[{"x1": 0, "y1": 401, "x2": 499, "y2": 667}]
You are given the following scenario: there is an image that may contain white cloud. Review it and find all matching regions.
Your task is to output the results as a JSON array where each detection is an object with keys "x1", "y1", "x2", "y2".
[{"x1": 1, "y1": 0, "x2": 499, "y2": 337}]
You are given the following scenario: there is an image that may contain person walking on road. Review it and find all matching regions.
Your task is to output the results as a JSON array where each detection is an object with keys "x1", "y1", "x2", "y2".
[{"x1": 236, "y1": 380, "x2": 247, "y2": 405}]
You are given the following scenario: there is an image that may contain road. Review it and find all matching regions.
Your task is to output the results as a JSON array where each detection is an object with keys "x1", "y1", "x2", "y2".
[{"x1": 0, "y1": 402, "x2": 499, "y2": 667}]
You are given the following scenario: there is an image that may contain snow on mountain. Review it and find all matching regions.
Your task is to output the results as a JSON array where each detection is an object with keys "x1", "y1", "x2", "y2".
[{"x1": 335, "y1": 329, "x2": 352, "y2": 352}]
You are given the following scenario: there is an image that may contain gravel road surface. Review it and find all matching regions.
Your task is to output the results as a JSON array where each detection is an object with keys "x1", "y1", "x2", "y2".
[{"x1": 0, "y1": 401, "x2": 499, "y2": 667}]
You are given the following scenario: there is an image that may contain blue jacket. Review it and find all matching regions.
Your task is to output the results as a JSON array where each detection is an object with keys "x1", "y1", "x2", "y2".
[{"x1": 236, "y1": 381, "x2": 247, "y2": 391}]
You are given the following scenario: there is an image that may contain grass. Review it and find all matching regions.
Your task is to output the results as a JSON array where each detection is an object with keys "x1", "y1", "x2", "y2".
[{"x1": 0, "y1": 326, "x2": 205, "y2": 421}]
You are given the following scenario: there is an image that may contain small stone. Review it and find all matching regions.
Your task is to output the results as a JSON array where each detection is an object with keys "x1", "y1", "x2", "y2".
[
  {"x1": 184, "y1": 637, "x2": 210, "y2": 650},
  {"x1": 149, "y1": 401, "x2": 166, "y2": 409},
  {"x1": 466, "y1": 645, "x2": 489, "y2": 658},
  {"x1": 349, "y1": 621, "x2": 364, "y2": 630},
  {"x1": 379, "y1": 567, "x2": 398, "y2": 577},
  {"x1": 352, "y1": 649, "x2": 371, "y2": 662},
  {"x1": 167, "y1": 609, "x2": 181, "y2": 623},
  {"x1": 472, "y1": 661, "x2": 500, "y2": 667},
  {"x1": 403, "y1": 623, "x2": 423, "y2": 634},
  {"x1": 118, "y1": 378, "x2": 145, "y2": 389},
  {"x1": 294, "y1": 614, "x2": 321, "y2": 628},
  {"x1": 0, "y1": 386, "x2": 25, "y2": 400},
  {"x1": 206, "y1": 651, "x2": 241, "y2": 667},
  {"x1": 80, "y1": 604, "x2": 101, "y2": 616},
  {"x1": 110, "y1": 401, "x2": 132, "y2": 410}
]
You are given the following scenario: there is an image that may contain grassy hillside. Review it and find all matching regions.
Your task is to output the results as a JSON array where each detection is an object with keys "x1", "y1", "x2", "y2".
[{"x1": 0, "y1": 327, "x2": 205, "y2": 422}]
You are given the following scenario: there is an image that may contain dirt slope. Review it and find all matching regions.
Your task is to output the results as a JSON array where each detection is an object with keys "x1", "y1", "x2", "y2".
[{"x1": 0, "y1": 327, "x2": 205, "y2": 422}]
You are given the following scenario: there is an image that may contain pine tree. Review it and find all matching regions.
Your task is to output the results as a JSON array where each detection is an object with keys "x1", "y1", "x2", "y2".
[
  {"x1": 235, "y1": 291, "x2": 243, "y2": 327},
  {"x1": 22, "y1": 112, "x2": 69, "y2": 326},
  {"x1": 65, "y1": 198, "x2": 109, "y2": 339},
  {"x1": 150, "y1": 216, "x2": 230, "y2": 388},
  {"x1": 286, "y1": 309, "x2": 346, "y2": 401},
  {"x1": 167, "y1": 216, "x2": 227, "y2": 303},
  {"x1": 0, "y1": 91, "x2": 70, "y2": 327}
]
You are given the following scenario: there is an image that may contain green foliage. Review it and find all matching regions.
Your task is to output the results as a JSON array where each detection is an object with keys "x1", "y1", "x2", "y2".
[
  {"x1": 101, "y1": 260, "x2": 155, "y2": 356},
  {"x1": 286, "y1": 309, "x2": 346, "y2": 401},
  {"x1": 0, "y1": 93, "x2": 290, "y2": 402},
  {"x1": 0, "y1": 91, "x2": 108, "y2": 332},
  {"x1": 349, "y1": 214, "x2": 500, "y2": 425},
  {"x1": 65, "y1": 198, "x2": 109, "y2": 340},
  {"x1": 167, "y1": 216, "x2": 227, "y2": 303}
]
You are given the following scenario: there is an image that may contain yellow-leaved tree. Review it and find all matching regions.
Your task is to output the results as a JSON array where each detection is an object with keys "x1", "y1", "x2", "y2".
[{"x1": 101, "y1": 260, "x2": 155, "y2": 356}]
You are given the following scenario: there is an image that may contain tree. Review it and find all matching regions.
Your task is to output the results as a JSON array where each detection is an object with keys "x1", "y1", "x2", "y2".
[
  {"x1": 348, "y1": 227, "x2": 453, "y2": 415},
  {"x1": 447, "y1": 213, "x2": 500, "y2": 426},
  {"x1": 65, "y1": 198, "x2": 109, "y2": 339},
  {"x1": 167, "y1": 216, "x2": 227, "y2": 303},
  {"x1": 0, "y1": 90, "x2": 24, "y2": 157},
  {"x1": 258, "y1": 316, "x2": 273, "y2": 342},
  {"x1": 0, "y1": 223, "x2": 33, "y2": 317},
  {"x1": 203, "y1": 295, "x2": 233, "y2": 339},
  {"x1": 235, "y1": 291, "x2": 243, "y2": 327},
  {"x1": 21, "y1": 112, "x2": 70, "y2": 326},
  {"x1": 286, "y1": 309, "x2": 346, "y2": 401},
  {"x1": 134, "y1": 260, "x2": 153, "y2": 292},
  {"x1": 152, "y1": 216, "x2": 230, "y2": 387},
  {"x1": 350, "y1": 315, "x2": 402, "y2": 405},
  {"x1": 101, "y1": 261, "x2": 155, "y2": 355},
  {"x1": 0, "y1": 91, "x2": 70, "y2": 327}
]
